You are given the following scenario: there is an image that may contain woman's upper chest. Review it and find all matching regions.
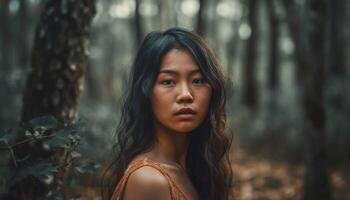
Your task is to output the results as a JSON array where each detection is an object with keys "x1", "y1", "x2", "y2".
[{"x1": 160, "y1": 164, "x2": 199, "y2": 200}]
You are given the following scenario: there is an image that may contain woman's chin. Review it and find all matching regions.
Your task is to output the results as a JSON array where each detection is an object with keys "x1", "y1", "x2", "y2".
[{"x1": 172, "y1": 124, "x2": 198, "y2": 134}]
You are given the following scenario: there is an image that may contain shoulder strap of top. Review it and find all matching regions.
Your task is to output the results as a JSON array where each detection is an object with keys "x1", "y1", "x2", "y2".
[{"x1": 111, "y1": 158, "x2": 188, "y2": 200}]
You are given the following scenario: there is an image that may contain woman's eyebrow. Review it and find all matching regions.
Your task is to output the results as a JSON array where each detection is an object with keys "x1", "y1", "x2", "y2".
[{"x1": 159, "y1": 68, "x2": 200, "y2": 75}]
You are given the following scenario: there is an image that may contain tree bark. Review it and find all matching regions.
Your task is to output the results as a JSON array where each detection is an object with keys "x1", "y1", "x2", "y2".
[
  {"x1": 10, "y1": 0, "x2": 96, "y2": 199},
  {"x1": 0, "y1": 0, "x2": 11, "y2": 128},
  {"x1": 133, "y1": 0, "x2": 143, "y2": 48},
  {"x1": 281, "y1": 0, "x2": 308, "y2": 86},
  {"x1": 158, "y1": 0, "x2": 176, "y2": 29},
  {"x1": 326, "y1": 0, "x2": 346, "y2": 117},
  {"x1": 329, "y1": 0, "x2": 346, "y2": 75},
  {"x1": 281, "y1": 1, "x2": 331, "y2": 198},
  {"x1": 297, "y1": 1, "x2": 331, "y2": 199},
  {"x1": 267, "y1": 0, "x2": 279, "y2": 91},
  {"x1": 302, "y1": 19, "x2": 331, "y2": 198},
  {"x1": 243, "y1": 0, "x2": 259, "y2": 110},
  {"x1": 0, "y1": 0, "x2": 12, "y2": 71},
  {"x1": 196, "y1": 0, "x2": 206, "y2": 36},
  {"x1": 18, "y1": 0, "x2": 29, "y2": 68},
  {"x1": 21, "y1": 0, "x2": 96, "y2": 124}
]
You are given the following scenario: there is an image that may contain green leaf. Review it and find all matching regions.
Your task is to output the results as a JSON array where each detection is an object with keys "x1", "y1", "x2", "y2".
[
  {"x1": 74, "y1": 161, "x2": 100, "y2": 175},
  {"x1": 28, "y1": 116, "x2": 58, "y2": 132},
  {"x1": 70, "y1": 151, "x2": 81, "y2": 159},
  {"x1": 11, "y1": 162, "x2": 58, "y2": 185},
  {"x1": 44, "y1": 122, "x2": 81, "y2": 148},
  {"x1": 45, "y1": 133, "x2": 68, "y2": 148},
  {"x1": 0, "y1": 129, "x2": 17, "y2": 145},
  {"x1": 64, "y1": 123, "x2": 80, "y2": 135}
]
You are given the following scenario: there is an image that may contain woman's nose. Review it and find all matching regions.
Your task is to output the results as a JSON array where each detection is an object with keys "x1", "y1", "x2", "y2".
[{"x1": 176, "y1": 83, "x2": 194, "y2": 104}]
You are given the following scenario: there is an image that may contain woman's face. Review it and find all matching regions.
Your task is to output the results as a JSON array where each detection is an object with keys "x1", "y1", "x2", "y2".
[{"x1": 150, "y1": 49, "x2": 212, "y2": 134}]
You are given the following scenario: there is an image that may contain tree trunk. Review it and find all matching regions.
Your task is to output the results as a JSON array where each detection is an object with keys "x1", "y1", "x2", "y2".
[
  {"x1": 300, "y1": 1, "x2": 331, "y2": 199},
  {"x1": 133, "y1": 0, "x2": 143, "y2": 48},
  {"x1": 329, "y1": 0, "x2": 346, "y2": 75},
  {"x1": 281, "y1": 0, "x2": 308, "y2": 86},
  {"x1": 0, "y1": 0, "x2": 12, "y2": 71},
  {"x1": 281, "y1": 1, "x2": 331, "y2": 198},
  {"x1": 196, "y1": 0, "x2": 206, "y2": 36},
  {"x1": 10, "y1": 0, "x2": 96, "y2": 199},
  {"x1": 243, "y1": 0, "x2": 258, "y2": 109},
  {"x1": 0, "y1": 0, "x2": 11, "y2": 128},
  {"x1": 18, "y1": 0, "x2": 29, "y2": 68},
  {"x1": 326, "y1": 0, "x2": 346, "y2": 119},
  {"x1": 21, "y1": 0, "x2": 96, "y2": 124},
  {"x1": 267, "y1": 0, "x2": 279, "y2": 91},
  {"x1": 158, "y1": 0, "x2": 176, "y2": 29}
]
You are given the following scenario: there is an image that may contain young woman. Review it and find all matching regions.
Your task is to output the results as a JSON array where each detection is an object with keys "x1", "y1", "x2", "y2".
[{"x1": 102, "y1": 27, "x2": 233, "y2": 200}]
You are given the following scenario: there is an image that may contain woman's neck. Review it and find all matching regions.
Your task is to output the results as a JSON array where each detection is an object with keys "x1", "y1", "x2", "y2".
[{"x1": 148, "y1": 123, "x2": 190, "y2": 169}]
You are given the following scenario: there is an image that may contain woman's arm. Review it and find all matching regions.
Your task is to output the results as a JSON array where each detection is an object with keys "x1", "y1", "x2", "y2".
[{"x1": 122, "y1": 166, "x2": 172, "y2": 200}]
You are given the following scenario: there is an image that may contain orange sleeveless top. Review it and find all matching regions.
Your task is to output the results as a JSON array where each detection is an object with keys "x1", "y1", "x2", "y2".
[{"x1": 111, "y1": 158, "x2": 190, "y2": 200}]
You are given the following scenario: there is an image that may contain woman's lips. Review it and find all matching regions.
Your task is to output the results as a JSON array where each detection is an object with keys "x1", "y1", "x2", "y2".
[
  {"x1": 175, "y1": 113, "x2": 195, "y2": 120},
  {"x1": 175, "y1": 107, "x2": 196, "y2": 120},
  {"x1": 175, "y1": 107, "x2": 196, "y2": 115}
]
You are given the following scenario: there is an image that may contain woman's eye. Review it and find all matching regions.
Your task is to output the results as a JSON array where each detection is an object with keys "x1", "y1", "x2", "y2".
[
  {"x1": 193, "y1": 78, "x2": 206, "y2": 84},
  {"x1": 161, "y1": 80, "x2": 175, "y2": 85}
]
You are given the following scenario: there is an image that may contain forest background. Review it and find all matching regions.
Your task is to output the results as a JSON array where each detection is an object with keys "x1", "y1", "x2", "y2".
[{"x1": 0, "y1": 0, "x2": 349, "y2": 199}]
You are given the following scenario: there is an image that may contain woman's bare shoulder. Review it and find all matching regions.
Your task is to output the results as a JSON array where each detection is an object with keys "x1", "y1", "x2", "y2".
[{"x1": 122, "y1": 165, "x2": 172, "y2": 200}]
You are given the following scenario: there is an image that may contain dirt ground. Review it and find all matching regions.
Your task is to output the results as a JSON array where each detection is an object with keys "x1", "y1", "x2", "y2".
[
  {"x1": 72, "y1": 147, "x2": 350, "y2": 200},
  {"x1": 231, "y1": 147, "x2": 350, "y2": 200}
]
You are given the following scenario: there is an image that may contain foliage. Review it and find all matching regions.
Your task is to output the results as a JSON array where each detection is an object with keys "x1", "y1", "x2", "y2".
[{"x1": 0, "y1": 116, "x2": 100, "y2": 199}]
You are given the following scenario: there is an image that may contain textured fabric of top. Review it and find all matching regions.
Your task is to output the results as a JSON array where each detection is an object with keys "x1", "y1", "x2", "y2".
[{"x1": 111, "y1": 157, "x2": 189, "y2": 200}]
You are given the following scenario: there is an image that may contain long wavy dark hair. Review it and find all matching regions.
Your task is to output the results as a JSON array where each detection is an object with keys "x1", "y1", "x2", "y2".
[{"x1": 102, "y1": 27, "x2": 233, "y2": 200}]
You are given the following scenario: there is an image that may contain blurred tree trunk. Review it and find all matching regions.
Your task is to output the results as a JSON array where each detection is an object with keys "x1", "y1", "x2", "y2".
[
  {"x1": 226, "y1": 14, "x2": 244, "y2": 107},
  {"x1": 227, "y1": 6, "x2": 247, "y2": 79},
  {"x1": 0, "y1": 0, "x2": 14, "y2": 128},
  {"x1": 243, "y1": 0, "x2": 258, "y2": 109},
  {"x1": 19, "y1": 0, "x2": 29, "y2": 67},
  {"x1": 0, "y1": 0, "x2": 8, "y2": 106},
  {"x1": 283, "y1": 0, "x2": 331, "y2": 199},
  {"x1": 85, "y1": 61, "x2": 100, "y2": 99},
  {"x1": 281, "y1": 0, "x2": 307, "y2": 86},
  {"x1": 11, "y1": 0, "x2": 96, "y2": 199},
  {"x1": 326, "y1": 0, "x2": 347, "y2": 160},
  {"x1": 267, "y1": 0, "x2": 279, "y2": 91},
  {"x1": 227, "y1": 21, "x2": 240, "y2": 79},
  {"x1": 0, "y1": 0, "x2": 12, "y2": 70},
  {"x1": 103, "y1": 37, "x2": 117, "y2": 99},
  {"x1": 133, "y1": 0, "x2": 143, "y2": 48},
  {"x1": 158, "y1": 0, "x2": 176, "y2": 29},
  {"x1": 196, "y1": 0, "x2": 206, "y2": 36},
  {"x1": 329, "y1": 0, "x2": 346, "y2": 75},
  {"x1": 302, "y1": 3, "x2": 331, "y2": 200}
]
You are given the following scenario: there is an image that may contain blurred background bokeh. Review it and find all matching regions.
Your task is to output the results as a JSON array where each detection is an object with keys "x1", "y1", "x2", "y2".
[{"x1": 1, "y1": 0, "x2": 349, "y2": 199}]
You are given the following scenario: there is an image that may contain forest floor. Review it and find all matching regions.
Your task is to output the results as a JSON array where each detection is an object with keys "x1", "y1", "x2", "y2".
[
  {"x1": 230, "y1": 145, "x2": 350, "y2": 200},
  {"x1": 75, "y1": 145, "x2": 350, "y2": 200}
]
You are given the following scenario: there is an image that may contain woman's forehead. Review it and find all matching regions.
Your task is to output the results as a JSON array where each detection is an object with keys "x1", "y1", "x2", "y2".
[{"x1": 159, "y1": 49, "x2": 199, "y2": 72}]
